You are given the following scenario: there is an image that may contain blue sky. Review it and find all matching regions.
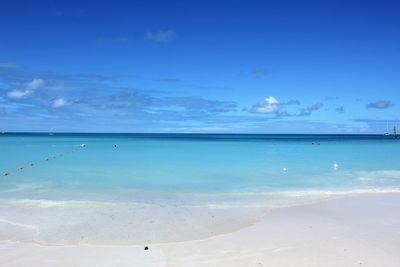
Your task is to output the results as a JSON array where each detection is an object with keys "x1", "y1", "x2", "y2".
[{"x1": 0, "y1": 0, "x2": 399, "y2": 133}]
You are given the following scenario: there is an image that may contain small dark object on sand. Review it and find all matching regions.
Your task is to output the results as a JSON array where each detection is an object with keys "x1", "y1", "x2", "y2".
[{"x1": 144, "y1": 246, "x2": 149, "y2": 250}]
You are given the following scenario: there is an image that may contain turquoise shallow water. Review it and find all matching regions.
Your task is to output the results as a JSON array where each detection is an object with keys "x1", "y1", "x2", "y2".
[
  {"x1": 1, "y1": 133, "x2": 400, "y2": 245},
  {"x1": 1, "y1": 133, "x2": 400, "y2": 202}
]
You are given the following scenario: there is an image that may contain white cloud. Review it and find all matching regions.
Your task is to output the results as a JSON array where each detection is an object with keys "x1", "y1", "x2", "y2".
[
  {"x1": 26, "y1": 78, "x2": 44, "y2": 90},
  {"x1": 144, "y1": 30, "x2": 175, "y2": 42},
  {"x1": 6, "y1": 78, "x2": 44, "y2": 100},
  {"x1": 52, "y1": 98, "x2": 69, "y2": 108},
  {"x1": 250, "y1": 96, "x2": 279, "y2": 113},
  {"x1": 7, "y1": 90, "x2": 33, "y2": 99}
]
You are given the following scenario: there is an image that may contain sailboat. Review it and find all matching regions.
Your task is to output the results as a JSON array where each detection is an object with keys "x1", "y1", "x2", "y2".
[
  {"x1": 49, "y1": 128, "x2": 55, "y2": 136},
  {"x1": 384, "y1": 121, "x2": 390, "y2": 136}
]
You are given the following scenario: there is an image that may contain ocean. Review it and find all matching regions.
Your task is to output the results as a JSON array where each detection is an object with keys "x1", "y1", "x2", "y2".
[{"x1": 1, "y1": 133, "x2": 399, "y2": 244}]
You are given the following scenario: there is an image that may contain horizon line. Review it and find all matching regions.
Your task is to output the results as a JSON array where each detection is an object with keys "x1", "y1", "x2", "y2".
[{"x1": 0, "y1": 132, "x2": 387, "y2": 136}]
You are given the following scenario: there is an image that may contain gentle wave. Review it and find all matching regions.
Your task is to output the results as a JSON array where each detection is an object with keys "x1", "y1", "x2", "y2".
[
  {"x1": 1, "y1": 187, "x2": 400, "y2": 209},
  {"x1": 352, "y1": 170, "x2": 400, "y2": 181}
]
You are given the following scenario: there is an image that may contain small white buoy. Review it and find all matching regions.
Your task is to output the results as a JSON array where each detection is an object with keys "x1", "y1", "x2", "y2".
[
  {"x1": 80, "y1": 144, "x2": 86, "y2": 148},
  {"x1": 333, "y1": 163, "x2": 339, "y2": 170},
  {"x1": 283, "y1": 167, "x2": 287, "y2": 172}
]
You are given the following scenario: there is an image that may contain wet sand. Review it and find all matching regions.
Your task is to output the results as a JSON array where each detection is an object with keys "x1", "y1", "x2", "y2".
[{"x1": 1, "y1": 193, "x2": 400, "y2": 267}]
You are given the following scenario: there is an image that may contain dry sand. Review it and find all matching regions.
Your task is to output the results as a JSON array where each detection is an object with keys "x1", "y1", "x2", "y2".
[{"x1": 1, "y1": 193, "x2": 400, "y2": 267}]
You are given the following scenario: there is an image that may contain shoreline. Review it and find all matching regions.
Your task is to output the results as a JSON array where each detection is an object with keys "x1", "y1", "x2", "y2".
[
  {"x1": 1, "y1": 189, "x2": 400, "y2": 246},
  {"x1": 1, "y1": 192, "x2": 400, "y2": 266}
]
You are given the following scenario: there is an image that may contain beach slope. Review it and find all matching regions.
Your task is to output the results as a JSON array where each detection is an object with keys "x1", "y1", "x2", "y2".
[{"x1": 1, "y1": 193, "x2": 400, "y2": 267}]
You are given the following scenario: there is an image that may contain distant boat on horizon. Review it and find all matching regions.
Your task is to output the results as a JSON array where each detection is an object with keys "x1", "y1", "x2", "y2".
[
  {"x1": 49, "y1": 128, "x2": 55, "y2": 136},
  {"x1": 384, "y1": 121, "x2": 390, "y2": 136}
]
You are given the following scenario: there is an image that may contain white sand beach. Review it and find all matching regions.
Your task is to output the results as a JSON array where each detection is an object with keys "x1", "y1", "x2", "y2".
[{"x1": 1, "y1": 192, "x2": 399, "y2": 267}]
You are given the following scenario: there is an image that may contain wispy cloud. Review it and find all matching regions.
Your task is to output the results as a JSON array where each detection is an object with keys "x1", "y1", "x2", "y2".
[
  {"x1": 250, "y1": 97, "x2": 301, "y2": 116},
  {"x1": 6, "y1": 78, "x2": 44, "y2": 99},
  {"x1": 52, "y1": 98, "x2": 70, "y2": 108},
  {"x1": 297, "y1": 102, "x2": 323, "y2": 117},
  {"x1": 3, "y1": 63, "x2": 387, "y2": 133},
  {"x1": 26, "y1": 78, "x2": 44, "y2": 90},
  {"x1": 162, "y1": 96, "x2": 237, "y2": 113},
  {"x1": 1, "y1": 67, "x2": 243, "y2": 130},
  {"x1": 366, "y1": 100, "x2": 394, "y2": 109},
  {"x1": 280, "y1": 99, "x2": 300, "y2": 106},
  {"x1": 0, "y1": 61, "x2": 20, "y2": 69},
  {"x1": 250, "y1": 68, "x2": 269, "y2": 78},
  {"x1": 72, "y1": 73, "x2": 121, "y2": 82},
  {"x1": 332, "y1": 122, "x2": 369, "y2": 133},
  {"x1": 7, "y1": 89, "x2": 33, "y2": 99},
  {"x1": 336, "y1": 106, "x2": 345, "y2": 114},
  {"x1": 353, "y1": 118, "x2": 399, "y2": 123},
  {"x1": 145, "y1": 30, "x2": 175, "y2": 42},
  {"x1": 250, "y1": 96, "x2": 279, "y2": 113}
]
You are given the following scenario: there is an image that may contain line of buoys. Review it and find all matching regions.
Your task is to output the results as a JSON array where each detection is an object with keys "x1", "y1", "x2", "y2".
[{"x1": 2, "y1": 144, "x2": 87, "y2": 178}]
